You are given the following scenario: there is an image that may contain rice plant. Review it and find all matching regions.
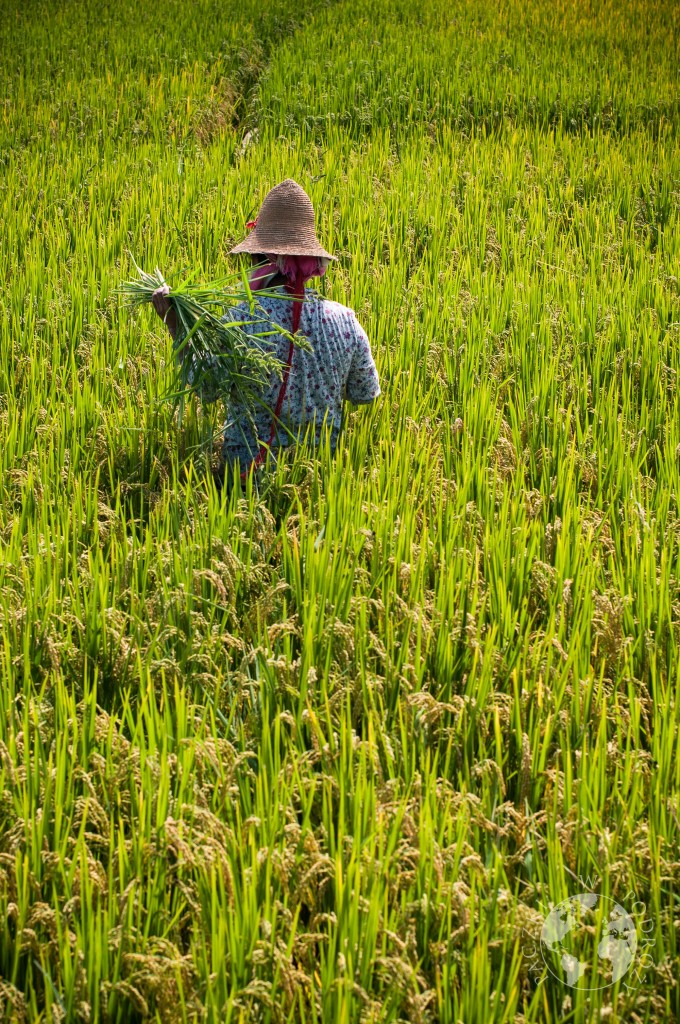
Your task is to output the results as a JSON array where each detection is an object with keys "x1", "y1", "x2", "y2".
[{"x1": 0, "y1": 0, "x2": 678, "y2": 1022}]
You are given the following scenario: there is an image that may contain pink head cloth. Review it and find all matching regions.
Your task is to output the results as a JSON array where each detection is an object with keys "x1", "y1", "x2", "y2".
[
  {"x1": 249, "y1": 254, "x2": 329, "y2": 291},
  {"x1": 249, "y1": 254, "x2": 329, "y2": 333}
]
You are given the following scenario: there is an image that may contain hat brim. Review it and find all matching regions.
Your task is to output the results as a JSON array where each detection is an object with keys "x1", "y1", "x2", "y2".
[{"x1": 230, "y1": 231, "x2": 336, "y2": 261}]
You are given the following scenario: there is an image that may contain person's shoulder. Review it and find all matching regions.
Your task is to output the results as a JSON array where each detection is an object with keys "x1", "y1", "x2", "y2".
[
  {"x1": 220, "y1": 300, "x2": 251, "y2": 322},
  {"x1": 221, "y1": 296, "x2": 284, "y2": 323},
  {"x1": 317, "y1": 296, "x2": 361, "y2": 323},
  {"x1": 317, "y1": 295, "x2": 352, "y2": 314}
]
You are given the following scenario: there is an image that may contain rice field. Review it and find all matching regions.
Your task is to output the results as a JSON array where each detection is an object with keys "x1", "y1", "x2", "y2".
[{"x1": 0, "y1": 0, "x2": 679, "y2": 1021}]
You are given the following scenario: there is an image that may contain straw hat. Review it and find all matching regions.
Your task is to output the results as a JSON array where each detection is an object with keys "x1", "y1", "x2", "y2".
[{"x1": 230, "y1": 179, "x2": 335, "y2": 260}]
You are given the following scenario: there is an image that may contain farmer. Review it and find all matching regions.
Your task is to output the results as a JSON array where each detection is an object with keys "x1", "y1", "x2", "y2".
[{"x1": 152, "y1": 179, "x2": 380, "y2": 484}]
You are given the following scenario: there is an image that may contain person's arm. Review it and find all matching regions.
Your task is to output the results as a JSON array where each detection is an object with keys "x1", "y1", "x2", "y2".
[
  {"x1": 345, "y1": 313, "x2": 381, "y2": 405},
  {"x1": 151, "y1": 283, "x2": 224, "y2": 404},
  {"x1": 152, "y1": 285, "x2": 186, "y2": 359}
]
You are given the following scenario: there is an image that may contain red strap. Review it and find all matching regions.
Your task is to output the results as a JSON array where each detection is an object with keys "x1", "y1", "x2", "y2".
[
  {"x1": 240, "y1": 281, "x2": 303, "y2": 482},
  {"x1": 289, "y1": 284, "x2": 303, "y2": 336}
]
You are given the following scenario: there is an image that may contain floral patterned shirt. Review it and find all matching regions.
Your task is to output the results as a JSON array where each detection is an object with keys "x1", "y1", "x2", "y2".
[{"x1": 190, "y1": 286, "x2": 380, "y2": 467}]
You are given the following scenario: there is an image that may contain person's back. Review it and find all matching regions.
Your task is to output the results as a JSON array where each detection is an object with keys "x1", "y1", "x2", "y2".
[{"x1": 220, "y1": 285, "x2": 380, "y2": 468}]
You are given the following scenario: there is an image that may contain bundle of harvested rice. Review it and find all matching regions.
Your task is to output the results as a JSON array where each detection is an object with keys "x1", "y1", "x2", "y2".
[{"x1": 120, "y1": 263, "x2": 307, "y2": 426}]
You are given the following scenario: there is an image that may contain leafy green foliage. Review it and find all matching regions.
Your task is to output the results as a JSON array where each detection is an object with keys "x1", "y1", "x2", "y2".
[{"x1": 0, "y1": 0, "x2": 678, "y2": 1022}]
